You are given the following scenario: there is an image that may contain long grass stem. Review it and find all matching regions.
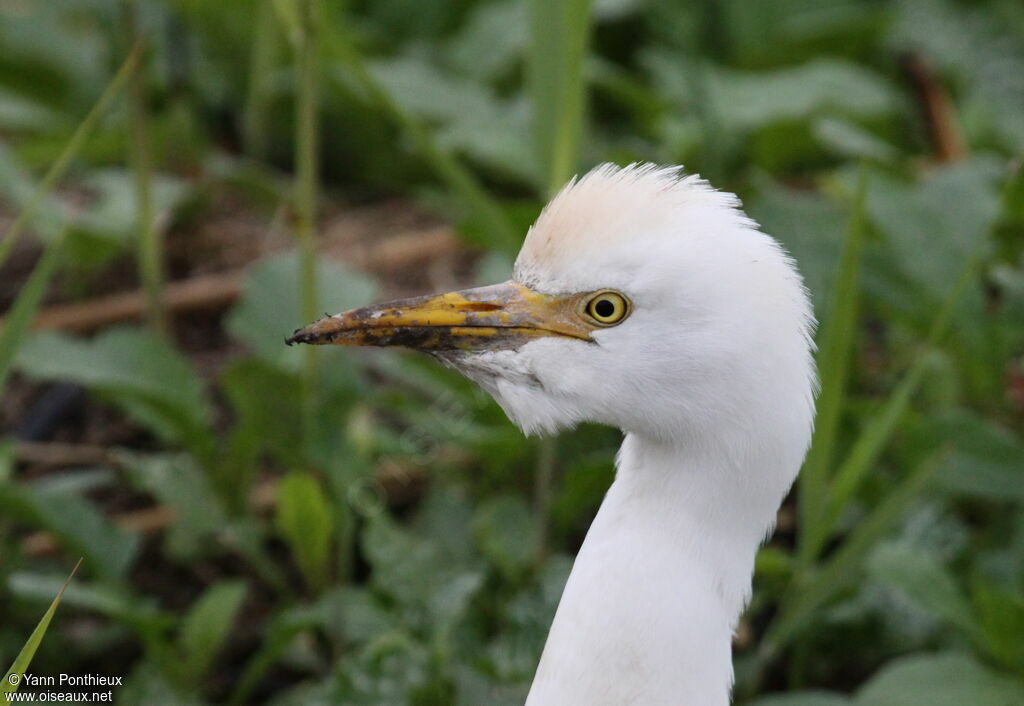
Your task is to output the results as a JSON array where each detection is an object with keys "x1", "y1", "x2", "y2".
[
  {"x1": 0, "y1": 235, "x2": 65, "y2": 393},
  {"x1": 0, "y1": 43, "x2": 143, "y2": 270},
  {"x1": 797, "y1": 170, "x2": 867, "y2": 565},
  {"x1": 123, "y1": 1, "x2": 164, "y2": 333},
  {"x1": 528, "y1": 0, "x2": 594, "y2": 194},
  {"x1": 244, "y1": 0, "x2": 279, "y2": 160},
  {"x1": 294, "y1": 0, "x2": 321, "y2": 440}
]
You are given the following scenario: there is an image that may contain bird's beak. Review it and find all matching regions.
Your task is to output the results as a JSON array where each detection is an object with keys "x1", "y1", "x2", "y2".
[{"x1": 286, "y1": 281, "x2": 592, "y2": 351}]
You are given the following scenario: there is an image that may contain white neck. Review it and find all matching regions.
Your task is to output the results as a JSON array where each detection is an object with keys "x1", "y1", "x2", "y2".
[{"x1": 526, "y1": 431, "x2": 793, "y2": 706}]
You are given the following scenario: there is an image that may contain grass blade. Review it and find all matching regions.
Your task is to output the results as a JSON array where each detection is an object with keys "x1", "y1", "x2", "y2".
[
  {"x1": 123, "y1": 1, "x2": 164, "y2": 333},
  {"x1": 290, "y1": 0, "x2": 322, "y2": 440},
  {"x1": 2, "y1": 560, "x2": 82, "y2": 695},
  {"x1": 760, "y1": 450, "x2": 946, "y2": 663},
  {"x1": 797, "y1": 169, "x2": 868, "y2": 565},
  {"x1": 277, "y1": 472, "x2": 334, "y2": 592},
  {"x1": 177, "y1": 581, "x2": 248, "y2": 685},
  {"x1": 528, "y1": 0, "x2": 594, "y2": 193},
  {"x1": 244, "y1": 0, "x2": 281, "y2": 159},
  {"x1": 0, "y1": 42, "x2": 142, "y2": 270},
  {"x1": 802, "y1": 254, "x2": 979, "y2": 560},
  {"x1": 0, "y1": 236, "x2": 64, "y2": 394}
]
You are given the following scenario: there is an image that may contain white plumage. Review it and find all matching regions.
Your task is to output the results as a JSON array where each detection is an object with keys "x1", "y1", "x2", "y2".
[
  {"x1": 462, "y1": 165, "x2": 815, "y2": 704},
  {"x1": 290, "y1": 163, "x2": 817, "y2": 705}
]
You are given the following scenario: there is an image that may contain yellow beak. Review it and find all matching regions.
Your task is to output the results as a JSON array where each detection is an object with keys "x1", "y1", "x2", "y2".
[{"x1": 286, "y1": 281, "x2": 592, "y2": 351}]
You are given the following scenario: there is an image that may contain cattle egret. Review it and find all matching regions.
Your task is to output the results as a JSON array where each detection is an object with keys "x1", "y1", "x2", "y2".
[{"x1": 287, "y1": 163, "x2": 817, "y2": 705}]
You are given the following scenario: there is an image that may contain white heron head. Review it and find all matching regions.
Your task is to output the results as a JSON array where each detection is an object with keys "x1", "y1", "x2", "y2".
[{"x1": 289, "y1": 163, "x2": 816, "y2": 465}]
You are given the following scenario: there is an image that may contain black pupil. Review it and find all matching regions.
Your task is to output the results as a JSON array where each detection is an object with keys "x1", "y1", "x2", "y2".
[{"x1": 594, "y1": 298, "x2": 616, "y2": 319}]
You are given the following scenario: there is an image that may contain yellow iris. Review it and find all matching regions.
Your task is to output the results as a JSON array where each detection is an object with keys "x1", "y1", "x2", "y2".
[{"x1": 585, "y1": 291, "x2": 630, "y2": 325}]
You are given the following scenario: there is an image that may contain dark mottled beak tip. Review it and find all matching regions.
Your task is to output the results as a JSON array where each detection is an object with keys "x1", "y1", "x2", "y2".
[{"x1": 285, "y1": 329, "x2": 315, "y2": 346}]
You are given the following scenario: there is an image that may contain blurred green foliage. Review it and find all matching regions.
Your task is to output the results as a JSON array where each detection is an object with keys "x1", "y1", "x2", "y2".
[{"x1": 0, "y1": 0, "x2": 1022, "y2": 704}]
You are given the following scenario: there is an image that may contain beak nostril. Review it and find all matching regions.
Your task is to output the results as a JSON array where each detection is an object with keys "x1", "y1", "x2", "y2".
[{"x1": 462, "y1": 301, "x2": 503, "y2": 312}]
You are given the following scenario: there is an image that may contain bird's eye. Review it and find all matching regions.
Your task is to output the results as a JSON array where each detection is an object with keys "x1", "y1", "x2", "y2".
[{"x1": 584, "y1": 291, "x2": 630, "y2": 326}]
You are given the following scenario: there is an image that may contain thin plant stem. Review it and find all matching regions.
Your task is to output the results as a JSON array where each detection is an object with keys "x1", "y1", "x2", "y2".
[
  {"x1": 797, "y1": 170, "x2": 867, "y2": 566},
  {"x1": 527, "y1": 0, "x2": 594, "y2": 195},
  {"x1": 123, "y1": 0, "x2": 164, "y2": 333},
  {"x1": 546, "y1": 0, "x2": 593, "y2": 196},
  {"x1": 756, "y1": 450, "x2": 947, "y2": 670},
  {"x1": 534, "y1": 436, "x2": 557, "y2": 562},
  {"x1": 294, "y1": 0, "x2": 321, "y2": 439},
  {"x1": 806, "y1": 255, "x2": 980, "y2": 556},
  {"x1": 244, "y1": 0, "x2": 279, "y2": 160},
  {"x1": 0, "y1": 234, "x2": 65, "y2": 393},
  {"x1": 0, "y1": 42, "x2": 143, "y2": 270}
]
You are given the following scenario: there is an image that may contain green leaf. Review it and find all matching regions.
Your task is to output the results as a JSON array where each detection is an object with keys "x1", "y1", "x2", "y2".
[
  {"x1": 746, "y1": 174, "x2": 846, "y2": 308},
  {"x1": 891, "y1": 0, "x2": 1024, "y2": 152},
  {"x1": 473, "y1": 494, "x2": 539, "y2": 580},
  {"x1": 762, "y1": 451, "x2": 944, "y2": 659},
  {"x1": 276, "y1": 472, "x2": 334, "y2": 592},
  {"x1": 70, "y1": 168, "x2": 189, "y2": 245},
  {"x1": 226, "y1": 251, "x2": 377, "y2": 370},
  {"x1": 0, "y1": 480, "x2": 138, "y2": 581},
  {"x1": 7, "y1": 571, "x2": 169, "y2": 635},
  {"x1": 0, "y1": 43, "x2": 142, "y2": 269},
  {"x1": 809, "y1": 358, "x2": 931, "y2": 556},
  {"x1": 120, "y1": 452, "x2": 227, "y2": 558},
  {"x1": 930, "y1": 411, "x2": 1024, "y2": 502},
  {"x1": 220, "y1": 358, "x2": 305, "y2": 488},
  {"x1": 413, "y1": 485, "x2": 476, "y2": 566},
  {"x1": 369, "y1": 56, "x2": 539, "y2": 186},
  {"x1": 177, "y1": 581, "x2": 248, "y2": 685},
  {"x1": 854, "y1": 652, "x2": 1024, "y2": 706},
  {"x1": 527, "y1": 0, "x2": 594, "y2": 192},
  {"x1": 807, "y1": 246, "x2": 980, "y2": 557},
  {"x1": 3, "y1": 561, "x2": 79, "y2": 696},
  {"x1": 0, "y1": 143, "x2": 53, "y2": 214},
  {"x1": 319, "y1": 587, "x2": 395, "y2": 647},
  {"x1": 798, "y1": 170, "x2": 867, "y2": 563},
  {"x1": 428, "y1": 569, "x2": 484, "y2": 632},
  {"x1": 13, "y1": 327, "x2": 214, "y2": 463},
  {"x1": 972, "y1": 581, "x2": 1024, "y2": 673},
  {"x1": 714, "y1": 59, "x2": 897, "y2": 133},
  {"x1": 866, "y1": 159, "x2": 1002, "y2": 302},
  {"x1": 271, "y1": 0, "x2": 302, "y2": 49},
  {"x1": 0, "y1": 91, "x2": 64, "y2": 136},
  {"x1": 228, "y1": 600, "x2": 325, "y2": 706},
  {"x1": 118, "y1": 662, "x2": 202, "y2": 706},
  {"x1": 866, "y1": 542, "x2": 977, "y2": 635},
  {"x1": 0, "y1": 234, "x2": 64, "y2": 393},
  {"x1": 446, "y1": 0, "x2": 527, "y2": 81},
  {"x1": 327, "y1": 27, "x2": 522, "y2": 254},
  {"x1": 812, "y1": 118, "x2": 899, "y2": 163},
  {"x1": 362, "y1": 513, "x2": 444, "y2": 610}
]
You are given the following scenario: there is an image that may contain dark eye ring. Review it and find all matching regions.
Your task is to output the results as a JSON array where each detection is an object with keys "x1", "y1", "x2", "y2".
[{"x1": 584, "y1": 291, "x2": 630, "y2": 326}]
